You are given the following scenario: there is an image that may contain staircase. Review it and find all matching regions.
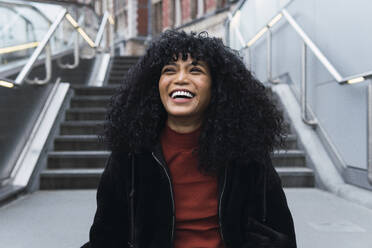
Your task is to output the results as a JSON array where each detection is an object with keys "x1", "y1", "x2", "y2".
[
  {"x1": 268, "y1": 90, "x2": 314, "y2": 187},
  {"x1": 40, "y1": 56, "x2": 139, "y2": 189},
  {"x1": 40, "y1": 57, "x2": 314, "y2": 189}
]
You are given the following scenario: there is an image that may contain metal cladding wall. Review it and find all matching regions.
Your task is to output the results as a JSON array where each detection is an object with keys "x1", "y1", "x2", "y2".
[
  {"x1": 0, "y1": 55, "x2": 94, "y2": 184},
  {"x1": 0, "y1": 84, "x2": 54, "y2": 182},
  {"x1": 229, "y1": 0, "x2": 371, "y2": 188}
]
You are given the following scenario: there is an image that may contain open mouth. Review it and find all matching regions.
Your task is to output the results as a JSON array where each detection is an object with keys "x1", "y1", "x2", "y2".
[{"x1": 169, "y1": 90, "x2": 195, "y2": 99}]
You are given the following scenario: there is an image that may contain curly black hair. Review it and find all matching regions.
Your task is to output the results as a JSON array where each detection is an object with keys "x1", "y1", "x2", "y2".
[{"x1": 104, "y1": 30, "x2": 288, "y2": 174}]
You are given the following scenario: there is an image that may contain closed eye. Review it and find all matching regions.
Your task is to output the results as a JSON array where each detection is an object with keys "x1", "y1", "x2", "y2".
[
  {"x1": 162, "y1": 67, "x2": 175, "y2": 74},
  {"x1": 190, "y1": 67, "x2": 203, "y2": 73}
]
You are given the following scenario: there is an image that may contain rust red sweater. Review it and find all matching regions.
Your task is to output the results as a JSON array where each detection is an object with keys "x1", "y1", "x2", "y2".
[{"x1": 160, "y1": 125, "x2": 224, "y2": 248}]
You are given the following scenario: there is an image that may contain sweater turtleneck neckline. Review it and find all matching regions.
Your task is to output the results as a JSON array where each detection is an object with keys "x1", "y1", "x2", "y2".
[{"x1": 161, "y1": 124, "x2": 201, "y2": 150}]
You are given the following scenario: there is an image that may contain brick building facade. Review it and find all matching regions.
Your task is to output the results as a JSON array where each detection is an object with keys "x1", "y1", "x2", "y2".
[
  {"x1": 110, "y1": 0, "x2": 236, "y2": 54},
  {"x1": 153, "y1": 0, "x2": 229, "y2": 34}
]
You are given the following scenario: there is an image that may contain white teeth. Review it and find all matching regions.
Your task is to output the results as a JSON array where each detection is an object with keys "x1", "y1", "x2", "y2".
[{"x1": 171, "y1": 90, "x2": 194, "y2": 99}]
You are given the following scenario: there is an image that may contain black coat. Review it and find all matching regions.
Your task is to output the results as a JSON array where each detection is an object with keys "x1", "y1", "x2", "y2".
[{"x1": 83, "y1": 143, "x2": 296, "y2": 248}]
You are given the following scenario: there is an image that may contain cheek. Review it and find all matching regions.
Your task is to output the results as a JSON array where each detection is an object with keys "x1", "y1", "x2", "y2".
[
  {"x1": 202, "y1": 82, "x2": 212, "y2": 103},
  {"x1": 158, "y1": 81, "x2": 167, "y2": 100}
]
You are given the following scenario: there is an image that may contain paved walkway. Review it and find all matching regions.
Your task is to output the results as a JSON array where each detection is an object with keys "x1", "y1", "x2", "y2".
[{"x1": 0, "y1": 188, "x2": 371, "y2": 248}]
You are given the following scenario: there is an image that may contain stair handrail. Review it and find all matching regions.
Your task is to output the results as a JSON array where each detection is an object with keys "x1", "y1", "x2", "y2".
[
  {"x1": 228, "y1": 4, "x2": 372, "y2": 186},
  {"x1": 14, "y1": 9, "x2": 67, "y2": 85},
  {"x1": 228, "y1": 7, "x2": 372, "y2": 128},
  {"x1": 369, "y1": 82, "x2": 372, "y2": 185},
  {"x1": 57, "y1": 14, "x2": 85, "y2": 70},
  {"x1": 9, "y1": 8, "x2": 115, "y2": 86},
  {"x1": 229, "y1": 8, "x2": 372, "y2": 85},
  {"x1": 95, "y1": 11, "x2": 113, "y2": 48}
]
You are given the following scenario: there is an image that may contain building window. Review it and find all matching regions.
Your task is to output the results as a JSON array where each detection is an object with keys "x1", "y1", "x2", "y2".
[
  {"x1": 190, "y1": 0, "x2": 197, "y2": 19},
  {"x1": 152, "y1": 0, "x2": 163, "y2": 34}
]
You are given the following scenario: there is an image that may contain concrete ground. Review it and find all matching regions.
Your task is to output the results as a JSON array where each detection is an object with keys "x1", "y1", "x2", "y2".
[{"x1": 0, "y1": 188, "x2": 371, "y2": 248}]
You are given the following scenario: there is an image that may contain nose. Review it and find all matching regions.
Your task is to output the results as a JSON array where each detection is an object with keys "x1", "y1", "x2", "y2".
[{"x1": 175, "y1": 69, "x2": 189, "y2": 85}]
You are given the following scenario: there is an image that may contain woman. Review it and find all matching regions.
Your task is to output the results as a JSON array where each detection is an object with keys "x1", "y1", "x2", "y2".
[{"x1": 83, "y1": 30, "x2": 296, "y2": 248}]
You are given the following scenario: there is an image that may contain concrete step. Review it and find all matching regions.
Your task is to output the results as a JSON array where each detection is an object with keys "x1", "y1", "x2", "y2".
[
  {"x1": 40, "y1": 168, "x2": 103, "y2": 189},
  {"x1": 282, "y1": 134, "x2": 297, "y2": 149},
  {"x1": 109, "y1": 73, "x2": 127, "y2": 78},
  {"x1": 60, "y1": 121, "x2": 104, "y2": 135},
  {"x1": 113, "y1": 56, "x2": 140, "y2": 61},
  {"x1": 110, "y1": 69, "x2": 128, "y2": 75},
  {"x1": 112, "y1": 59, "x2": 139, "y2": 65},
  {"x1": 71, "y1": 96, "x2": 111, "y2": 108},
  {"x1": 271, "y1": 150, "x2": 306, "y2": 167},
  {"x1": 108, "y1": 75, "x2": 125, "y2": 81},
  {"x1": 276, "y1": 167, "x2": 315, "y2": 187},
  {"x1": 65, "y1": 108, "x2": 106, "y2": 121},
  {"x1": 73, "y1": 85, "x2": 119, "y2": 96},
  {"x1": 53, "y1": 133, "x2": 297, "y2": 152},
  {"x1": 111, "y1": 60, "x2": 138, "y2": 65},
  {"x1": 39, "y1": 166, "x2": 313, "y2": 190},
  {"x1": 110, "y1": 65, "x2": 132, "y2": 71},
  {"x1": 54, "y1": 135, "x2": 104, "y2": 151},
  {"x1": 107, "y1": 79, "x2": 124, "y2": 85},
  {"x1": 48, "y1": 151, "x2": 110, "y2": 169}
]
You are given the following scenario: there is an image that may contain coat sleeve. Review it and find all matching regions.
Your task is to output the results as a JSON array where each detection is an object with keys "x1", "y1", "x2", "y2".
[
  {"x1": 263, "y1": 155, "x2": 297, "y2": 248},
  {"x1": 85, "y1": 154, "x2": 130, "y2": 248}
]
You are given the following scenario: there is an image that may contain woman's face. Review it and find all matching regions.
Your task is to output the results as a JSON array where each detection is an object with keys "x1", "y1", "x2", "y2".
[{"x1": 159, "y1": 54, "x2": 212, "y2": 123}]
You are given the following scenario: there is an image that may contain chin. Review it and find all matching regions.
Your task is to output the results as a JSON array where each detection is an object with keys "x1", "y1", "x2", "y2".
[{"x1": 168, "y1": 111, "x2": 194, "y2": 117}]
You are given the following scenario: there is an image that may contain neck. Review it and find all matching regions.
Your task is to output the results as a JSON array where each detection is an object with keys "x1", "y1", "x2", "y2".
[{"x1": 166, "y1": 116, "x2": 202, "y2": 133}]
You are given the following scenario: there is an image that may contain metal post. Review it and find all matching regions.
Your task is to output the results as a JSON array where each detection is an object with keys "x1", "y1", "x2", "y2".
[
  {"x1": 25, "y1": 43, "x2": 52, "y2": 84},
  {"x1": 368, "y1": 81, "x2": 372, "y2": 184},
  {"x1": 301, "y1": 42, "x2": 317, "y2": 127},
  {"x1": 282, "y1": 9, "x2": 343, "y2": 82},
  {"x1": 15, "y1": 9, "x2": 67, "y2": 85},
  {"x1": 301, "y1": 42, "x2": 307, "y2": 120},
  {"x1": 108, "y1": 0, "x2": 115, "y2": 55},
  {"x1": 248, "y1": 46, "x2": 252, "y2": 72},
  {"x1": 267, "y1": 28, "x2": 272, "y2": 82},
  {"x1": 267, "y1": 27, "x2": 280, "y2": 84},
  {"x1": 245, "y1": 47, "x2": 250, "y2": 69},
  {"x1": 148, "y1": 0, "x2": 152, "y2": 37},
  {"x1": 95, "y1": 12, "x2": 109, "y2": 47},
  {"x1": 57, "y1": 30, "x2": 80, "y2": 69}
]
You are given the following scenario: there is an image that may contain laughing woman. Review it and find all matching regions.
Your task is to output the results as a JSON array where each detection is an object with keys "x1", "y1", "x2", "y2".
[{"x1": 82, "y1": 30, "x2": 296, "y2": 248}]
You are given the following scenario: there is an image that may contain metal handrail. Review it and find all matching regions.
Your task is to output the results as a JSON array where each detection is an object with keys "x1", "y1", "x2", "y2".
[
  {"x1": 229, "y1": 3, "x2": 372, "y2": 180},
  {"x1": 10, "y1": 8, "x2": 115, "y2": 85},
  {"x1": 57, "y1": 14, "x2": 85, "y2": 69},
  {"x1": 368, "y1": 81, "x2": 372, "y2": 184},
  {"x1": 95, "y1": 11, "x2": 111, "y2": 48},
  {"x1": 281, "y1": 9, "x2": 343, "y2": 82},
  {"x1": 229, "y1": 7, "x2": 372, "y2": 127},
  {"x1": 14, "y1": 9, "x2": 67, "y2": 85},
  {"x1": 233, "y1": 8, "x2": 372, "y2": 85},
  {"x1": 25, "y1": 43, "x2": 52, "y2": 85}
]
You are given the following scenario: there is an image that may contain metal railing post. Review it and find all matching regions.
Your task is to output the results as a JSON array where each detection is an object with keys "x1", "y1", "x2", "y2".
[
  {"x1": 25, "y1": 43, "x2": 52, "y2": 85},
  {"x1": 266, "y1": 28, "x2": 280, "y2": 84},
  {"x1": 368, "y1": 81, "x2": 372, "y2": 184},
  {"x1": 282, "y1": 9, "x2": 343, "y2": 83},
  {"x1": 95, "y1": 12, "x2": 109, "y2": 47},
  {"x1": 247, "y1": 46, "x2": 252, "y2": 71},
  {"x1": 58, "y1": 30, "x2": 80, "y2": 69},
  {"x1": 14, "y1": 9, "x2": 67, "y2": 85},
  {"x1": 267, "y1": 28, "x2": 272, "y2": 81},
  {"x1": 301, "y1": 42, "x2": 317, "y2": 127}
]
